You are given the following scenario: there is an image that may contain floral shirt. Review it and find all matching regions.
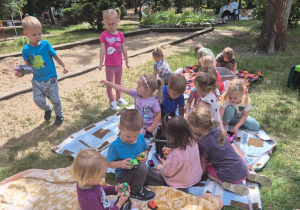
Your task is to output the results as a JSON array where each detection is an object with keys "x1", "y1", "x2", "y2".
[{"x1": 153, "y1": 60, "x2": 172, "y2": 77}]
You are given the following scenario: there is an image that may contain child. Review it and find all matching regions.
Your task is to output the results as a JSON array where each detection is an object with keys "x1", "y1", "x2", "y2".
[
  {"x1": 219, "y1": 79, "x2": 260, "y2": 133},
  {"x1": 152, "y1": 46, "x2": 172, "y2": 85},
  {"x1": 156, "y1": 115, "x2": 202, "y2": 193},
  {"x1": 98, "y1": 8, "x2": 130, "y2": 111},
  {"x1": 15, "y1": 16, "x2": 68, "y2": 125},
  {"x1": 188, "y1": 106, "x2": 271, "y2": 196},
  {"x1": 215, "y1": 47, "x2": 237, "y2": 71},
  {"x1": 160, "y1": 73, "x2": 186, "y2": 119},
  {"x1": 106, "y1": 109, "x2": 165, "y2": 201},
  {"x1": 71, "y1": 149, "x2": 130, "y2": 210},
  {"x1": 195, "y1": 44, "x2": 215, "y2": 63},
  {"x1": 101, "y1": 74, "x2": 163, "y2": 135}
]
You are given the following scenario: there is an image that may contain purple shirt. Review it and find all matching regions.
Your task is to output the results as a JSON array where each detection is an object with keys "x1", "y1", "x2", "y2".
[
  {"x1": 198, "y1": 128, "x2": 249, "y2": 183},
  {"x1": 76, "y1": 184, "x2": 119, "y2": 210},
  {"x1": 130, "y1": 89, "x2": 161, "y2": 128}
]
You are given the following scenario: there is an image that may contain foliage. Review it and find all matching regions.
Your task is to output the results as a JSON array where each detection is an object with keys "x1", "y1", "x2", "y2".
[
  {"x1": 0, "y1": 0, "x2": 27, "y2": 19},
  {"x1": 14, "y1": 36, "x2": 29, "y2": 46},
  {"x1": 61, "y1": 4, "x2": 82, "y2": 26},
  {"x1": 255, "y1": 0, "x2": 299, "y2": 26}
]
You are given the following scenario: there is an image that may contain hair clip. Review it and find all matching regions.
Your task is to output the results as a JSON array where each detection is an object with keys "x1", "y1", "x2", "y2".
[
  {"x1": 142, "y1": 76, "x2": 150, "y2": 90},
  {"x1": 245, "y1": 90, "x2": 248, "y2": 94},
  {"x1": 211, "y1": 118, "x2": 215, "y2": 123},
  {"x1": 236, "y1": 85, "x2": 239, "y2": 90},
  {"x1": 168, "y1": 116, "x2": 173, "y2": 120}
]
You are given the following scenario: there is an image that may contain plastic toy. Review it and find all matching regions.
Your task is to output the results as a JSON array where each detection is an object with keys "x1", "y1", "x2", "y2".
[
  {"x1": 122, "y1": 182, "x2": 129, "y2": 196},
  {"x1": 147, "y1": 159, "x2": 154, "y2": 167},
  {"x1": 14, "y1": 64, "x2": 33, "y2": 76},
  {"x1": 155, "y1": 153, "x2": 163, "y2": 160},
  {"x1": 128, "y1": 159, "x2": 139, "y2": 168},
  {"x1": 137, "y1": 152, "x2": 145, "y2": 161},
  {"x1": 114, "y1": 195, "x2": 132, "y2": 210},
  {"x1": 148, "y1": 200, "x2": 158, "y2": 210},
  {"x1": 226, "y1": 131, "x2": 236, "y2": 143},
  {"x1": 162, "y1": 147, "x2": 169, "y2": 160}
]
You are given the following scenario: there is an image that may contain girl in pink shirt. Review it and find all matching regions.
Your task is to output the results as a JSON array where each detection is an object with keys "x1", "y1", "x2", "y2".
[
  {"x1": 156, "y1": 116, "x2": 203, "y2": 192},
  {"x1": 98, "y1": 9, "x2": 130, "y2": 111}
]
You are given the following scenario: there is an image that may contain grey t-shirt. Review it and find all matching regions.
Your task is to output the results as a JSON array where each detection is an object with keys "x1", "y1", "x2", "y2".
[{"x1": 197, "y1": 48, "x2": 215, "y2": 59}]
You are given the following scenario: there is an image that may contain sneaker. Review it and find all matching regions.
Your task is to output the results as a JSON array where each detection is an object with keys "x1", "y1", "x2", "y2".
[
  {"x1": 130, "y1": 188, "x2": 155, "y2": 201},
  {"x1": 110, "y1": 101, "x2": 120, "y2": 111},
  {"x1": 54, "y1": 116, "x2": 64, "y2": 125},
  {"x1": 222, "y1": 182, "x2": 249, "y2": 196},
  {"x1": 44, "y1": 110, "x2": 52, "y2": 121},
  {"x1": 247, "y1": 173, "x2": 272, "y2": 187},
  {"x1": 117, "y1": 97, "x2": 128, "y2": 106}
]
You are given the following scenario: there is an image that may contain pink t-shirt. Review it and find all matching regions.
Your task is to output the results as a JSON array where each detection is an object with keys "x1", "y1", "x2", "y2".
[
  {"x1": 100, "y1": 30, "x2": 125, "y2": 66},
  {"x1": 159, "y1": 143, "x2": 203, "y2": 188}
]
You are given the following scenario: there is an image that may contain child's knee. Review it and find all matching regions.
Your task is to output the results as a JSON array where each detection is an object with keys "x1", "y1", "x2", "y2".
[{"x1": 33, "y1": 95, "x2": 46, "y2": 106}]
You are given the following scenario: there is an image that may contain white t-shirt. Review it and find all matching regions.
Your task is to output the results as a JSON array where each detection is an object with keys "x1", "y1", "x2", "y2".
[
  {"x1": 198, "y1": 93, "x2": 221, "y2": 125},
  {"x1": 221, "y1": 97, "x2": 251, "y2": 118}
]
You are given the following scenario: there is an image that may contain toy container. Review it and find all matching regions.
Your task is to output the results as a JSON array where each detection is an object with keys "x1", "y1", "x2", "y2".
[
  {"x1": 153, "y1": 125, "x2": 167, "y2": 156},
  {"x1": 216, "y1": 67, "x2": 235, "y2": 82}
]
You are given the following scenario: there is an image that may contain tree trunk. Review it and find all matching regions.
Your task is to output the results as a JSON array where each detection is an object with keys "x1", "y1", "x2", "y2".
[{"x1": 257, "y1": 0, "x2": 292, "y2": 54}]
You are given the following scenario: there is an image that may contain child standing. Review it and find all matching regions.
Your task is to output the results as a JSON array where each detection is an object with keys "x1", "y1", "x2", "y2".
[
  {"x1": 71, "y1": 149, "x2": 130, "y2": 210},
  {"x1": 98, "y1": 9, "x2": 130, "y2": 111},
  {"x1": 156, "y1": 116, "x2": 202, "y2": 193},
  {"x1": 220, "y1": 79, "x2": 260, "y2": 133},
  {"x1": 15, "y1": 16, "x2": 68, "y2": 125},
  {"x1": 215, "y1": 47, "x2": 237, "y2": 71},
  {"x1": 106, "y1": 109, "x2": 165, "y2": 201},
  {"x1": 152, "y1": 47, "x2": 172, "y2": 85},
  {"x1": 160, "y1": 73, "x2": 186, "y2": 119},
  {"x1": 101, "y1": 74, "x2": 163, "y2": 135},
  {"x1": 188, "y1": 106, "x2": 271, "y2": 196}
]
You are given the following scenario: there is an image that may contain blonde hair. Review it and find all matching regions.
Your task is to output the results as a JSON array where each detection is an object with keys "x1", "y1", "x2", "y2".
[
  {"x1": 168, "y1": 73, "x2": 186, "y2": 95},
  {"x1": 195, "y1": 44, "x2": 204, "y2": 54},
  {"x1": 194, "y1": 71, "x2": 217, "y2": 94},
  {"x1": 220, "y1": 78, "x2": 250, "y2": 105},
  {"x1": 138, "y1": 74, "x2": 164, "y2": 103},
  {"x1": 102, "y1": 8, "x2": 121, "y2": 24},
  {"x1": 188, "y1": 106, "x2": 225, "y2": 146},
  {"x1": 200, "y1": 55, "x2": 215, "y2": 68},
  {"x1": 120, "y1": 108, "x2": 143, "y2": 131},
  {"x1": 71, "y1": 149, "x2": 109, "y2": 186},
  {"x1": 152, "y1": 46, "x2": 164, "y2": 60},
  {"x1": 22, "y1": 16, "x2": 42, "y2": 30},
  {"x1": 222, "y1": 47, "x2": 234, "y2": 61}
]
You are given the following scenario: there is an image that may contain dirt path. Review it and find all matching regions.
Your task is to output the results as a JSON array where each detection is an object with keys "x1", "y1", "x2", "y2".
[{"x1": 0, "y1": 29, "x2": 237, "y2": 159}]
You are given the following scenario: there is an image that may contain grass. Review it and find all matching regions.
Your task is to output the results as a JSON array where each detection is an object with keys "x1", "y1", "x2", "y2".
[
  {"x1": 0, "y1": 23, "x2": 139, "y2": 54},
  {"x1": 1, "y1": 20, "x2": 300, "y2": 209}
]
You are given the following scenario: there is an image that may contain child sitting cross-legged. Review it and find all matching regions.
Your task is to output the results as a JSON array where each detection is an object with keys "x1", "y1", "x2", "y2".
[
  {"x1": 106, "y1": 109, "x2": 166, "y2": 201},
  {"x1": 156, "y1": 115, "x2": 203, "y2": 193},
  {"x1": 101, "y1": 74, "x2": 163, "y2": 136},
  {"x1": 71, "y1": 149, "x2": 130, "y2": 210}
]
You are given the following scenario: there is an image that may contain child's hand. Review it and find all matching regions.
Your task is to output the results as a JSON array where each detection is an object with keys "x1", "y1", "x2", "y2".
[
  {"x1": 158, "y1": 156, "x2": 166, "y2": 165},
  {"x1": 138, "y1": 152, "x2": 147, "y2": 163},
  {"x1": 232, "y1": 125, "x2": 239, "y2": 134},
  {"x1": 100, "y1": 80, "x2": 109, "y2": 86},
  {"x1": 115, "y1": 183, "x2": 131, "y2": 193},
  {"x1": 156, "y1": 164, "x2": 163, "y2": 172},
  {"x1": 119, "y1": 158, "x2": 132, "y2": 169},
  {"x1": 116, "y1": 191, "x2": 130, "y2": 209},
  {"x1": 125, "y1": 63, "x2": 130, "y2": 69},
  {"x1": 62, "y1": 66, "x2": 68, "y2": 74},
  {"x1": 15, "y1": 70, "x2": 23, "y2": 78},
  {"x1": 146, "y1": 126, "x2": 155, "y2": 133},
  {"x1": 98, "y1": 64, "x2": 103, "y2": 70}
]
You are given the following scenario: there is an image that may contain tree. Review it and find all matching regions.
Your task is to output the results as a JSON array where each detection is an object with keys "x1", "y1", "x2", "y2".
[
  {"x1": 257, "y1": 0, "x2": 293, "y2": 54},
  {"x1": 0, "y1": 0, "x2": 27, "y2": 19}
]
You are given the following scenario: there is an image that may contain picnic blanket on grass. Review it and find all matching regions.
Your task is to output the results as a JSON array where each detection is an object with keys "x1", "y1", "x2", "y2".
[{"x1": 183, "y1": 65, "x2": 263, "y2": 95}]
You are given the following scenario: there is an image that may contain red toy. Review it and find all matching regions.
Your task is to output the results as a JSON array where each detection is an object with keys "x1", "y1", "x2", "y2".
[
  {"x1": 147, "y1": 159, "x2": 154, "y2": 167},
  {"x1": 148, "y1": 200, "x2": 158, "y2": 210}
]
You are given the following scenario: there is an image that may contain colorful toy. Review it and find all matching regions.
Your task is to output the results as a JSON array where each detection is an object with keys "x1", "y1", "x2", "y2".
[
  {"x1": 162, "y1": 147, "x2": 169, "y2": 160},
  {"x1": 128, "y1": 159, "x2": 139, "y2": 168},
  {"x1": 114, "y1": 195, "x2": 132, "y2": 210},
  {"x1": 148, "y1": 200, "x2": 158, "y2": 210},
  {"x1": 147, "y1": 159, "x2": 154, "y2": 167},
  {"x1": 155, "y1": 153, "x2": 163, "y2": 160},
  {"x1": 137, "y1": 152, "x2": 145, "y2": 161},
  {"x1": 122, "y1": 182, "x2": 129, "y2": 196},
  {"x1": 226, "y1": 131, "x2": 236, "y2": 143},
  {"x1": 14, "y1": 64, "x2": 33, "y2": 76}
]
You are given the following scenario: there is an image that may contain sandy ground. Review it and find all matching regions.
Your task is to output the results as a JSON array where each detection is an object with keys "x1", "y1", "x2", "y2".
[{"x1": 0, "y1": 29, "x2": 237, "y2": 158}]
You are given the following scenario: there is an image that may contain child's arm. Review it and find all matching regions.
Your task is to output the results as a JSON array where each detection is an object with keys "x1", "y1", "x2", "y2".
[
  {"x1": 114, "y1": 184, "x2": 130, "y2": 209},
  {"x1": 179, "y1": 106, "x2": 184, "y2": 116},
  {"x1": 121, "y1": 43, "x2": 130, "y2": 69},
  {"x1": 98, "y1": 42, "x2": 105, "y2": 70},
  {"x1": 53, "y1": 55, "x2": 68, "y2": 74},
  {"x1": 232, "y1": 62, "x2": 237, "y2": 71},
  {"x1": 108, "y1": 159, "x2": 132, "y2": 169},
  {"x1": 153, "y1": 68, "x2": 158, "y2": 77},
  {"x1": 232, "y1": 111, "x2": 249, "y2": 134},
  {"x1": 200, "y1": 156, "x2": 207, "y2": 174},
  {"x1": 15, "y1": 60, "x2": 31, "y2": 77},
  {"x1": 146, "y1": 111, "x2": 161, "y2": 133},
  {"x1": 100, "y1": 80, "x2": 131, "y2": 95},
  {"x1": 185, "y1": 94, "x2": 195, "y2": 117},
  {"x1": 137, "y1": 150, "x2": 149, "y2": 163}
]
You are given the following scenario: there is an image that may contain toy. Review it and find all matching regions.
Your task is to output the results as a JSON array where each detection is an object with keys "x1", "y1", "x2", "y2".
[
  {"x1": 128, "y1": 159, "x2": 139, "y2": 168},
  {"x1": 226, "y1": 131, "x2": 236, "y2": 143},
  {"x1": 148, "y1": 200, "x2": 158, "y2": 210},
  {"x1": 147, "y1": 159, "x2": 154, "y2": 167},
  {"x1": 14, "y1": 64, "x2": 33, "y2": 76},
  {"x1": 155, "y1": 153, "x2": 163, "y2": 160},
  {"x1": 114, "y1": 195, "x2": 132, "y2": 210},
  {"x1": 162, "y1": 147, "x2": 169, "y2": 160},
  {"x1": 122, "y1": 182, "x2": 129, "y2": 196},
  {"x1": 137, "y1": 152, "x2": 145, "y2": 161}
]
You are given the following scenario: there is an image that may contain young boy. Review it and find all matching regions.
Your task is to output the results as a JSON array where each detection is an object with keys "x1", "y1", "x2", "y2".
[
  {"x1": 15, "y1": 16, "x2": 68, "y2": 125},
  {"x1": 160, "y1": 73, "x2": 186, "y2": 119},
  {"x1": 106, "y1": 109, "x2": 165, "y2": 201},
  {"x1": 215, "y1": 47, "x2": 237, "y2": 71},
  {"x1": 195, "y1": 44, "x2": 215, "y2": 67}
]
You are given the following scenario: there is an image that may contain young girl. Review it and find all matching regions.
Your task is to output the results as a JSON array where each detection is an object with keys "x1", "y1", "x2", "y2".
[
  {"x1": 71, "y1": 149, "x2": 130, "y2": 210},
  {"x1": 152, "y1": 47, "x2": 172, "y2": 85},
  {"x1": 101, "y1": 74, "x2": 163, "y2": 135},
  {"x1": 156, "y1": 115, "x2": 202, "y2": 193},
  {"x1": 219, "y1": 78, "x2": 260, "y2": 134},
  {"x1": 98, "y1": 9, "x2": 130, "y2": 111},
  {"x1": 188, "y1": 106, "x2": 271, "y2": 196}
]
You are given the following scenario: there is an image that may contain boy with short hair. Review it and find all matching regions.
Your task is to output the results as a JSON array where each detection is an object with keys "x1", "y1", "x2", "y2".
[
  {"x1": 160, "y1": 73, "x2": 186, "y2": 119},
  {"x1": 15, "y1": 16, "x2": 68, "y2": 125},
  {"x1": 215, "y1": 47, "x2": 237, "y2": 71},
  {"x1": 195, "y1": 44, "x2": 215, "y2": 67},
  {"x1": 107, "y1": 109, "x2": 165, "y2": 201}
]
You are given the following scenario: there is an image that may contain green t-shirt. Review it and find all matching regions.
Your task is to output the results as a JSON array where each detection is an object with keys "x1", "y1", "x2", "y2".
[{"x1": 197, "y1": 47, "x2": 215, "y2": 59}]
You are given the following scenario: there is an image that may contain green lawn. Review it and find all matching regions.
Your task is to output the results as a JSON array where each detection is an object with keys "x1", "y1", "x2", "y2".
[{"x1": 0, "y1": 20, "x2": 299, "y2": 209}]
